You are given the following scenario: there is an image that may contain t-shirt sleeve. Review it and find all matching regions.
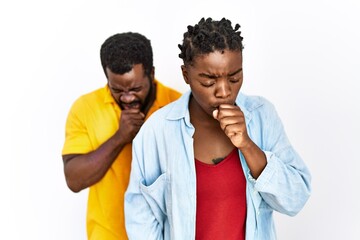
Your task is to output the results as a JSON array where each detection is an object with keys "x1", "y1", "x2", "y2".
[{"x1": 62, "y1": 98, "x2": 93, "y2": 155}]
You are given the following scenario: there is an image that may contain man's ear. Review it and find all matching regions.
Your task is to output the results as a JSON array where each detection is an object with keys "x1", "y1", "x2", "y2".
[
  {"x1": 181, "y1": 65, "x2": 189, "y2": 84},
  {"x1": 150, "y1": 66, "x2": 155, "y2": 81}
]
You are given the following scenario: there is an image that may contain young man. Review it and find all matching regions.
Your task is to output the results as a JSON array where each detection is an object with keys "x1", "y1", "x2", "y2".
[
  {"x1": 124, "y1": 18, "x2": 311, "y2": 239},
  {"x1": 62, "y1": 32, "x2": 181, "y2": 240}
]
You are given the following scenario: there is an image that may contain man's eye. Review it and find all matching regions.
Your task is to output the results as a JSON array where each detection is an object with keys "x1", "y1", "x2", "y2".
[
  {"x1": 112, "y1": 89, "x2": 122, "y2": 93},
  {"x1": 131, "y1": 87, "x2": 142, "y2": 92}
]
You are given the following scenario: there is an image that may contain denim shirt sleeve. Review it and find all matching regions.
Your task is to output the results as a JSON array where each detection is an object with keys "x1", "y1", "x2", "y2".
[
  {"x1": 124, "y1": 124, "x2": 165, "y2": 240},
  {"x1": 246, "y1": 97, "x2": 312, "y2": 217}
]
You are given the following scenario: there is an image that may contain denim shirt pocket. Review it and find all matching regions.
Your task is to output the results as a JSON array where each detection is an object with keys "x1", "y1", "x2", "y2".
[{"x1": 139, "y1": 172, "x2": 169, "y2": 226}]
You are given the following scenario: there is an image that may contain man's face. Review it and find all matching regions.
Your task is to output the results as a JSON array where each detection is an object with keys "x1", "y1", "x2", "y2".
[
  {"x1": 182, "y1": 50, "x2": 243, "y2": 116},
  {"x1": 107, "y1": 64, "x2": 154, "y2": 113}
]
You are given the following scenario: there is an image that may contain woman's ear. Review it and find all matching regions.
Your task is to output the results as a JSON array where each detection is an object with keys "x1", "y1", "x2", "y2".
[{"x1": 181, "y1": 65, "x2": 189, "y2": 84}]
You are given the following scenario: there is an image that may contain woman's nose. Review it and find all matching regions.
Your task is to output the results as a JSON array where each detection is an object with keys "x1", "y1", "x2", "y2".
[{"x1": 215, "y1": 79, "x2": 231, "y2": 98}]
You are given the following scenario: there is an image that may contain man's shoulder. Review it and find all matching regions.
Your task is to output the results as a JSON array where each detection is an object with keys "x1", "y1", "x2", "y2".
[
  {"x1": 75, "y1": 87, "x2": 106, "y2": 102},
  {"x1": 69, "y1": 86, "x2": 108, "y2": 112},
  {"x1": 155, "y1": 80, "x2": 182, "y2": 102},
  {"x1": 77, "y1": 86, "x2": 107, "y2": 101}
]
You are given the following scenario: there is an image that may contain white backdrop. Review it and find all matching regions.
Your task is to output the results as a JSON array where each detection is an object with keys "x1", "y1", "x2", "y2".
[{"x1": 1, "y1": 0, "x2": 359, "y2": 239}]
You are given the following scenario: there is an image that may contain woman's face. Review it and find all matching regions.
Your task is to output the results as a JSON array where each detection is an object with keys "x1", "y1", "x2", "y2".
[{"x1": 182, "y1": 50, "x2": 243, "y2": 116}]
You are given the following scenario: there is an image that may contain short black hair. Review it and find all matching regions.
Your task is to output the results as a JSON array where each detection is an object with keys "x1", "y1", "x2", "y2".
[
  {"x1": 178, "y1": 17, "x2": 244, "y2": 65},
  {"x1": 100, "y1": 32, "x2": 153, "y2": 78}
]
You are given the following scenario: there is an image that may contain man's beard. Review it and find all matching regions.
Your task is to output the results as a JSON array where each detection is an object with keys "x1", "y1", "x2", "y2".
[{"x1": 140, "y1": 81, "x2": 154, "y2": 114}]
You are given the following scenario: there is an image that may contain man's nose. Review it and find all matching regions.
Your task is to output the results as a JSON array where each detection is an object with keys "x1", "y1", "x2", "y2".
[{"x1": 120, "y1": 92, "x2": 136, "y2": 103}]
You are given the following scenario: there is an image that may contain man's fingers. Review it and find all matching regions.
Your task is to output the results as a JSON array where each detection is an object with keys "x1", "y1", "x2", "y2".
[
  {"x1": 122, "y1": 109, "x2": 145, "y2": 118},
  {"x1": 122, "y1": 111, "x2": 145, "y2": 120}
]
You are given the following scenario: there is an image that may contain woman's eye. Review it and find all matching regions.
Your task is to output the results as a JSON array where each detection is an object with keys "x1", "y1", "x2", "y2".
[{"x1": 201, "y1": 82, "x2": 215, "y2": 87}]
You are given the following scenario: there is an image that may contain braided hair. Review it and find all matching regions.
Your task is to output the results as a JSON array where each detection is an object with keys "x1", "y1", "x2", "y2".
[
  {"x1": 100, "y1": 32, "x2": 153, "y2": 78},
  {"x1": 178, "y1": 17, "x2": 244, "y2": 65}
]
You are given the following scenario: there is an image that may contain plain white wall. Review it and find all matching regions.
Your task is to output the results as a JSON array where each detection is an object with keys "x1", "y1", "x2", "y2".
[{"x1": 1, "y1": 0, "x2": 359, "y2": 239}]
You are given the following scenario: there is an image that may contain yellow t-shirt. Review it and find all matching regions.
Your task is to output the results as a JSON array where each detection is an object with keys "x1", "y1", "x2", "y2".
[{"x1": 62, "y1": 80, "x2": 181, "y2": 240}]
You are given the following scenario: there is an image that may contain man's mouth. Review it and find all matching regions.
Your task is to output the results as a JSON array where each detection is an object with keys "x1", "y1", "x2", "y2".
[{"x1": 121, "y1": 101, "x2": 141, "y2": 110}]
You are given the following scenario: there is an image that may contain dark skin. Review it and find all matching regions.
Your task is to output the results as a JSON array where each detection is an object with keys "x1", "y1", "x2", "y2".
[
  {"x1": 62, "y1": 64, "x2": 156, "y2": 192},
  {"x1": 182, "y1": 50, "x2": 266, "y2": 179}
]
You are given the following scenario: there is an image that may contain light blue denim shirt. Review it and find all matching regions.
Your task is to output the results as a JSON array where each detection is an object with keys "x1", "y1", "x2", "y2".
[{"x1": 125, "y1": 90, "x2": 311, "y2": 240}]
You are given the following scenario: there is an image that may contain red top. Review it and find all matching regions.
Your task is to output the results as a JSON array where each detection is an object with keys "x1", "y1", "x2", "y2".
[{"x1": 195, "y1": 148, "x2": 247, "y2": 240}]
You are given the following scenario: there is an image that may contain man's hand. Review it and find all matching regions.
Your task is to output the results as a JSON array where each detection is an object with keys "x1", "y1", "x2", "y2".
[
  {"x1": 63, "y1": 108, "x2": 145, "y2": 192},
  {"x1": 117, "y1": 109, "x2": 145, "y2": 144}
]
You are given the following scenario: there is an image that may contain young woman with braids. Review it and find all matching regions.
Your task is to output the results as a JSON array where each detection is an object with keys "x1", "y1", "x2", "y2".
[{"x1": 124, "y1": 17, "x2": 311, "y2": 240}]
